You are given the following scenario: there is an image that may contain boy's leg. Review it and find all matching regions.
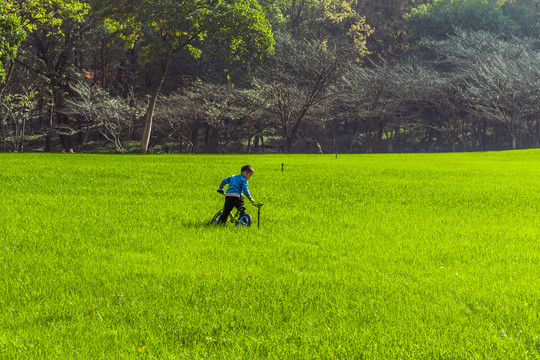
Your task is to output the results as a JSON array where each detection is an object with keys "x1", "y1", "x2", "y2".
[
  {"x1": 219, "y1": 196, "x2": 236, "y2": 224},
  {"x1": 230, "y1": 197, "x2": 245, "y2": 223},
  {"x1": 236, "y1": 196, "x2": 246, "y2": 215}
]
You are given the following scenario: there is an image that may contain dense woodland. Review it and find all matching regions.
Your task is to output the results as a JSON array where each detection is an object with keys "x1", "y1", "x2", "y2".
[{"x1": 1, "y1": 0, "x2": 539, "y2": 154}]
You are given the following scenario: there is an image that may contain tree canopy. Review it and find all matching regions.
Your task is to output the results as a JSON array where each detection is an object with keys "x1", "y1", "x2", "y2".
[
  {"x1": 92, "y1": 0, "x2": 274, "y2": 153},
  {"x1": 0, "y1": 0, "x2": 538, "y2": 154},
  {"x1": 405, "y1": 0, "x2": 519, "y2": 41},
  {"x1": 0, "y1": 7, "x2": 25, "y2": 82}
]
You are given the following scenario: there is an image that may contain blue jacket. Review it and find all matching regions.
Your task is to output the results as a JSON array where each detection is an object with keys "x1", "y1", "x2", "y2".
[{"x1": 219, "y1": 174, "x2": 251, "y2": 198}]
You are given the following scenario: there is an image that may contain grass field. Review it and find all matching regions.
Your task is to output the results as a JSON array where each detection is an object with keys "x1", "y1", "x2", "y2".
[{"x1": 1, "y1": 151, "x2": 539, "y2": 359}]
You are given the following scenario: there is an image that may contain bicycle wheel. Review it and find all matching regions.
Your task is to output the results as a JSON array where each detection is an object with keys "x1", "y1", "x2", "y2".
[
  {"x1": 211, "y1": 211, "x2": 223, "y2": 225},
  {"x1": 236, "y1": 213, "x2": 252, "y2": 227}
]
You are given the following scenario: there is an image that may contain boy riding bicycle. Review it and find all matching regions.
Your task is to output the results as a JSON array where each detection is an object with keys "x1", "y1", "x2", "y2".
[{"x1": 217, "y1": 164, "x2": 257, "y2": 224}]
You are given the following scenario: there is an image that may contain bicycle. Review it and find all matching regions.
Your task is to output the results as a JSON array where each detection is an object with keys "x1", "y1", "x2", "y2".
[{"x1": 211, "y1": 193, "x2": 263, "y2": 227}]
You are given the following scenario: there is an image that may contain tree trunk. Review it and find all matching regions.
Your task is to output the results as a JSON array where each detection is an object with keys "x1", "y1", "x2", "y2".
[
  {"x1": 508, "y1": 122, "x2": 517, "y2": 150},
  {"x1": 140, "y1": 59, "x2": 170, "y2": 154},
  {"x1": 365, "y1": 125, "x2": 373, "y2": 153},
  {"x1": 481, "y1": 119, "x2": 487, "y2": 151},
  {"x1": 316, "y1": 141, "x2": 323, "y2": 154},
  {"x1": 57, "y1": 112, "x2": 73, "y2": 152},
  {"x1": 534, "y1": 121, "x2": 539, "y2": 148},
  {"x1": 246, "y1": 136, "x2": 252, "y2": 154},
  {"x1": 286, "y1": 136, "x2": 293, "y2": 153},
  {"x1": 190, "y1": 126, "x2": 198, "y2": 153},
  {"x1": 204, "y1": 124, "x2": 211, "y2": 153},
  {"x1": 93, "y1": 52, "x2": 98, "y2": 83},
  {"x1": 44, "y1": 96, "x2": 55, "y2": 152},
  {"x1": 0, "y1": 61, "x2": 15, "y2": 96},
  {"x1": 100, "y1": 39, "x2": 106, "y2": 88},
  {"x1": 508, "y1": 118, "x2": 517, "y2": 150}
]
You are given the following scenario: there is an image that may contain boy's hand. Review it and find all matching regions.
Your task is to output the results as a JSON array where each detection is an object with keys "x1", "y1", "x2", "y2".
[
  {"x1": 217, "y1": 189, "x2": 224, "y2": 194},
  {"x1": 248, "y1": 197, "x2": 256, "y2": 205}
]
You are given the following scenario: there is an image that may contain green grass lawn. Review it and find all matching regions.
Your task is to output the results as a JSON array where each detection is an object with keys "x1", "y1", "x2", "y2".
[{"x1": 1, "y1": 151, "x2": 539, "y2": 359}]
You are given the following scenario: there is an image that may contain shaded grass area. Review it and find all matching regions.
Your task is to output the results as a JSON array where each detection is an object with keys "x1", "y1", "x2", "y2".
[{"x1": 1, "y1": 151, "x2": 539, "y2": 359}]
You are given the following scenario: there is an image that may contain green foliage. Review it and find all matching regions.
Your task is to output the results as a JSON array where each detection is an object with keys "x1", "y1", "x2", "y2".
[
  {"x1": 501, "y1": 0, "x2": 540, "y2": 37},
  {"x1": 273, "y1": 0, "x2": 373, "y2": 56},
  {"x1": 93, "y1": 0, "x2": 274, "y2": 154},
  {"x1": 255, "y1": 0, "x2": 286, "y2": 29},
  {"x1": 0, "y1": 0, "x2": 88, "y2": 82},
  {"x1": 1, "y1": 151, "x2": 540, "y2": 357},
  {"x1": 0, "y1": 11, "x2": 25, "y2": 82},
  {"x1": 350, "y1": 0, "x2": 431, "y2": 56},
  {"x1": 405, "y1": 0, "x2": 519, "y2": 41},
  {"x1": 1, "y1": 0, "x2": 89, "y2": 33},
  {"x1": 211, "y1": 0, "x2": 276, "y2": 62},
  {"x1": 95, "y1": 0, "x2": 274, "y2": 65}
]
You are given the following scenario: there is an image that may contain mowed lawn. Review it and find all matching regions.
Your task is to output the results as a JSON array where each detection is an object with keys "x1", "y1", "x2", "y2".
[{"x1": 1, "y1": 151, "x2": 539, "y2": 359}]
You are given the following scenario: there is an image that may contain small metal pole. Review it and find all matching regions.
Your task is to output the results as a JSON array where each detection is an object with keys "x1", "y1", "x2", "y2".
[
  {"x1": 281, "y1": 163, "x2": 284, "y2": 172},
  {"x1": 258, "y1": 206, "x2": 261, "y2": 228}
]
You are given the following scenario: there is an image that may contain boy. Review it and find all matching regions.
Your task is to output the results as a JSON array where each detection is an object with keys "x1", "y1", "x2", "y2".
[{"x1": 217, "y1": 164, "x2": 257, "y2": 224}]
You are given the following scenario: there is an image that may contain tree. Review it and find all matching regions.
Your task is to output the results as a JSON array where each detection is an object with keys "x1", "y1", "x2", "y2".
[
  {"x1": 340, "y1": 58, "x2": 430, "y2": 153},
  {"x1": 274, "y1": 0, "x2": 373, "y2": 56},
  {"x1": 0, "y1": 88, "x2": 36, "y2": 152},
  {"x1": 153, "y1": 90, "x2": 206, "y2": 154},
  {"x1": 264, "y1": 33, "x2": 346, "y2": 153},
  {"x1": 422, "y1": 30, "x2": 540, "y2": 150},
  {"x1": 0, "y1": 0, "x2": 88, "y2": 86},
  {"x1": 21, "y1": 17, "x2": 93, "y2": 152},
  {"x1": 342, "y1": 60, "x2": 400, "y2": 153},
  {"x1": 462, "y1": 45, "x2": 540, "y2": 150},
  {"x1": 0, "y1": 7, "x2": 25, "y2": 86},
  {"x1": 416, "y1": 73, "x2": 472, "y2": 152},
  {"x1": 66, "y1": 81, "x2": 142, "y2": 153},
  {"x1": 197, "y1": 83, "x2": 270, "y2": 154},
  {"x1": 93, "y1": 0, "x2": 274, "y2": 154},
  {"x1": 351, "y1": 0, "x2": 430, "y2": 57},
  {"x1": 0, "y1": 0, "x2": 88, "y2": 107},
  {"x1": 153, "y1": 81, "x2": 270, "y2": 154},
  {"x1": 405, "y1": 30, "x2": 540, "y2": 151},
  {"x1": 405, "y1": 0, "x2": 519, "y2": 42},
  {"x1": 1, "y1": 0, "x2": 89, "y2": 152},
  {"x1": 501, "y1": 0, "x2": 540, "y2": 38}
]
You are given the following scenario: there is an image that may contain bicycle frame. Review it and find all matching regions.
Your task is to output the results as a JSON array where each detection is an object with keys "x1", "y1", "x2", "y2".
[
  {"x1": 228, "y1": 208, "x2": 244, "y2": 224},
  {"x1": 211, "y1": 193, "x2": 262, "y2": 227}
]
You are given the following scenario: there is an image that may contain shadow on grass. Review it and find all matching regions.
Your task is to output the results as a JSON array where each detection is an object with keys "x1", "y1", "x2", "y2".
[
  {"x1": 181, "y1": 219, "x2": 244, "y2": 230},
  {"x1": 181, "y1": 219, "x2": 214, "y2": 229}
]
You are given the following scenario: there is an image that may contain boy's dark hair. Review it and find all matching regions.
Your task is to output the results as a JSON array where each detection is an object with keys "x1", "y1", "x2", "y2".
[{"x1": 241, "y1": 164, "x2": 254, "y2": 173}]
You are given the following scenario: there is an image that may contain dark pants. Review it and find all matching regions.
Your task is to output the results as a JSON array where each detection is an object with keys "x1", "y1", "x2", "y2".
[{"x1": 219, "y1": 196, "x2": 245, "y2": 224}]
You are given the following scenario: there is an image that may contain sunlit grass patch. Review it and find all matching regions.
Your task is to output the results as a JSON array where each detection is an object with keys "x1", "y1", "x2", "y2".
[{"x1": 1, "y1": 150, "x2": 539, "y2": 359}]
